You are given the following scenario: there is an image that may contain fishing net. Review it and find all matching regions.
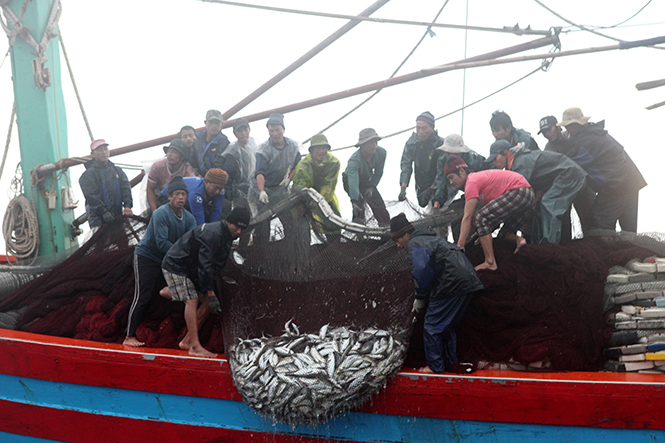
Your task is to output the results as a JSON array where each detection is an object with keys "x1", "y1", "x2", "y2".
[{"x1": 1, "y1": 188, "x2": 664, "y2": 421}]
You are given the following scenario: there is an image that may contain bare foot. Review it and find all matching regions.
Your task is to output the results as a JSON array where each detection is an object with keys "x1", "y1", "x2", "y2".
[
  {"x1": 514, "y1": 237, "x2": 527, "y2": 254},
  {"x1": 159, "y1": 286, "x2": 172, "y2": 300},
  {"x1": 189, "y1": 344, "x2": 217, "y2": 358},
  {"x1": 179, "y1": 338, "x2": 190, "y2": 351},
  {"x1": 418, "y1": 366, "x2": 434, "y2": 373},
  {"x1": 475, "y1": 261, "x2": 498, "y2": 271},
  {"x1": 123, "y1": 336, "x2": 145, "y2": 347}
]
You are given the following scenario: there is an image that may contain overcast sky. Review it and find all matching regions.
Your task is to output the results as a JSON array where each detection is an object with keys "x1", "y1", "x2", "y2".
[{"x1": 1, "y1": 0, "x2": 664, "y2": 251}]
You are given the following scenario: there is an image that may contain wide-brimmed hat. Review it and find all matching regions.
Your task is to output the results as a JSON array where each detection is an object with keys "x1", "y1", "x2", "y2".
[
  {"x1": 557, "y1": 107, "x2": 590, "y2": 127},
  {"x1": 439, "y1": 134, "x2": 470, "y2": 154},
  {"x1": 90, "y1": 139, "x2": 109, "y2": 151},
  {"x1": 163, "y1": 138, "x2": 189, "y2": 156},
  {"x1": 356, "y1": 128, "x2": 381, "y2": 147},
  {"x1": 309, "y1": 133, "x2": 330, "y2": 152}
]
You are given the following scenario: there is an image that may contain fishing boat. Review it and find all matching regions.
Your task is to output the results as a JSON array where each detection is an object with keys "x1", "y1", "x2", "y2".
[{"x1": 2, "y1": 1, "x2": 665, "y2": 441}]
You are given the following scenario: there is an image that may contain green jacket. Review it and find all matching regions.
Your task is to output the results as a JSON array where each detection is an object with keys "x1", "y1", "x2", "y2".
[
  {"x1": 511, "y1": 128, "x2": 540, "y2": 152},
  {"x1": 293, "y1": 152, "x2": 340, "y2": 213},
  {"x1": 342, "y1": 146, "x2": 387, "y2": 201},
  {"x1": 399, "y1": 131, "x2": 444, "y2": 190}
]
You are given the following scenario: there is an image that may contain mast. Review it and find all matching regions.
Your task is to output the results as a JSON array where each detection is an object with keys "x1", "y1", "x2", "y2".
[{"x1": 5, "y1": 0, "x2": 77, "y2": 261}]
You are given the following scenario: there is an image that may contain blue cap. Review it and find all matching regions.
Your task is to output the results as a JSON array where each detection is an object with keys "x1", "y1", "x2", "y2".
[{"x1": 485, "y1": 139, "x2": 511, "y2": 163}]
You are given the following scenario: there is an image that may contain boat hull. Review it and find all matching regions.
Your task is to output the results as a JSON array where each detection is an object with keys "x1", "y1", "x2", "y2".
[{"x1": 1, "y1": 328, "x2": 665, "y2": 442}]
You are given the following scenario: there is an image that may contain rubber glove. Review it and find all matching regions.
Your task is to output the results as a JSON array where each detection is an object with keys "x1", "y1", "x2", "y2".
[
  {"x1": 398, "y1": 187, "x2": 407, "y2": 201},
  {"x1": 259, "y1": 190, "x2": 270, "y2": 204},
  {"x1": 363, "y1": 187, "x2": 374, "y2": 199}
]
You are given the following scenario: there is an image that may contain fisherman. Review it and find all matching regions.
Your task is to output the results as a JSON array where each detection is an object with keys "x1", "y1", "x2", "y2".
[
  {"x1": 124, "y1": 176, "x2": 197, "y2": 347},
  {"x1": 158, "y1": 169, "x2": 228, "y2": 225},
  {"x1": 390, "y1": 212, "x2": 483, "y2": 374},
  {"x1": 217, "y1": 118, "x2": 257, "y2": 217},
  {"x1": 398, "y1": 111, "x2": 444, "y2": 208},
  {"x1": 342, "y1": 128, "x2": 390, "y2": 225},
  {"x1": 146, "y1": 138, "x2": 196, "y2": 213},
  {"x1": 179, "y1": 125, "x2": 204, "y2": 176},
  {"x1": 558, "y1": 107, "x2": 646, "y2": 232},
  {"x1": 432, "y1": 134, "x2": 486, "y2": 209},
  {"x1": 445, "y1": 155, "x2": 535, "y2": 271},
  {"x1": 160, "y1": 207, "x2": 251, "y2": 357},
  {"x1": 486, "y1": 139, "x2": 588, "y2": 244},
  {"x1": 192, "y1": 109, "x2": 230, "y2": 176},
  {"x1": 292, "y1": 133, "x2": 341, "y2": 215},
  {"x1": 251, "y1": 113, "x2": 301, "y2": 244},
  {"x1": 538, "y1": 115, "x2": 595, "y2": 238},
  {"x1": 489, "y1": 110, "x2": 539, "y2": 151},
  {"x1": 79, "y1": 139, "x2": 133, "y2": 229}
]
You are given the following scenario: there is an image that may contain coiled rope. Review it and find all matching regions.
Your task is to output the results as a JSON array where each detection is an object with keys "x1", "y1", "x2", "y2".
[{"x1": 3, "y1": 194, "x2": 39, "y2": 264}]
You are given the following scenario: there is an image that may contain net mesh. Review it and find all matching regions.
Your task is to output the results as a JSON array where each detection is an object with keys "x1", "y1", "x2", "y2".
[{"x1": 0, "y1": 196, "x2": 662, "y2": 374}]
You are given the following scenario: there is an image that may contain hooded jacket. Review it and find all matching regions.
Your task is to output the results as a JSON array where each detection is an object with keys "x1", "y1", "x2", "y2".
[
  {"x1": 566, "y1": 121, "x2": 646, "y2": 192},
  {"x1": 292, "y1": 151, "x2": 341, "y2": 213},
  {"x1": 399, "y1": 131, "x2": 445, "y2": 191},
  {"x1": 161, "y1": 220, "x2": 234, "y2": 293},
  {"x1": 406, "y1": 228, "x2": 484, "y2": 301},
  {"x1": 79, "y1": 159, "x2": 133, "y2": 227}
]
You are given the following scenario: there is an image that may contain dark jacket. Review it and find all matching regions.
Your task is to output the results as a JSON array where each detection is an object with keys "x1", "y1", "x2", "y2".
[
  {"x1": 79, "y1": 159, "x2": 132, "y2": 228},
  {"x1": 432, "y1": 150, "x2": 487, "y2": 205},
  {"x1": 399, "y1": 131, "x2": 445, "y2": 191},
  {"x1": 511, "y1": 128, "x2": 539, "y2": 152},
  {"x1": 406, "y1": 228, "x2": 484, "y2": 300},
  {"x1": 566, "y1": 121, "x2": 646, "y2": 192},
  {"x1": 193, "y1": 130, "x2": 230, "y2": 176},
  {"x1": 342, "y1": 146, "x2": 387, "y2": 201},
  {"x1": 161, "y1": 220, "x2": 234, "y2": 293}
]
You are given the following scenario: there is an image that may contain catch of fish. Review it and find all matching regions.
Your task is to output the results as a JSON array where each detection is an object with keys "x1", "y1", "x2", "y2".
[{"x1": 229, "y1": 320, "x2": 409, "y2": 424}]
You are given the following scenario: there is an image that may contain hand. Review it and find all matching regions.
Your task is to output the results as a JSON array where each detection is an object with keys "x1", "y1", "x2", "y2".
[
  {"x1": 412, "y1": 298, "x2": 427, "y2": 314},
  {"x1": 208, "y1": 295, "x2": 221, "y2": 315},
  {"x1": 351, "y1": 200, "x2": 364, "y2": 221},
  {"x1": 123, "y1": 207, "x2": 133, "y2": 216},
  {"x1": 279, "y1": 176, "x2": 291, "y2": 187},
  {"x1": 102, "y1": 212, "x2": 115, "y2": 224},
  {"x1": 259, "y1": 190, "x2": 269, "y2": 204},
  {"x1": 363, "y1": 187, "x2": 374, "y2": 199},
  {"x1": 433, "y1": 201, "x2": 440, "y2": 209},
  {"x1": 398, "y1": 187, "x2": 407, "y2": 201}
]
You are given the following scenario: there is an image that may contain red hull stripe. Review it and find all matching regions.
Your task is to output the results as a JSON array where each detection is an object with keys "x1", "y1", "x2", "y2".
[
  {"x1": 1, "y1": 398, "x2": 665, "y2": 443},
  {"x1": 2, "y1": 329, "x2": 665, "y2": 429}
]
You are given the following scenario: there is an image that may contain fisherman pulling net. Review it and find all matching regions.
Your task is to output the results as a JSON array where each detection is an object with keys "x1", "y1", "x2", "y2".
[{"x1": 1, "y1": 187, "x2": 664, "y2": 423}]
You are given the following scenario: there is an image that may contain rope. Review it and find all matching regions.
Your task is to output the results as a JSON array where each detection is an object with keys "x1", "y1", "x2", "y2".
[
  {"x1": 533, "y1": 0, "x2": 665, "y2": 50},
  {"x1": 309, "y1": 1, "x2": 450, "y2": 142},
  {"x1": 330, "y1": 62, "x2": 547, "y2": 152},
  {"x1": 0, "y1": 0, "x2": 63, "y2": 89},
  {"x1": 0, "y1": 102, "x2": 15, "y2": 183},
  {"x1": 59, "y1": 33, "x2": 94, "y2": 141},
  {"x1": 3, "y1": 194, "x2": 39, "y2": 265}
]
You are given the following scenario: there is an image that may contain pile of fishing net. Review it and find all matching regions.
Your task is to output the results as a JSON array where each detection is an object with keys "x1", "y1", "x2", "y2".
[{"x1": 2, "y1": 191, "x2": 665, "y2": 423}]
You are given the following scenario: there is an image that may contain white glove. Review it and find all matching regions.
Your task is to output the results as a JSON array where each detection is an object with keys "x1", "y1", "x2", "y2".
[
  {"x1": 279, "y1": 176, "x2": 291, "y2": 187},
  {"x1": 259, "y1": 191, "x2": 270, "y2": 204},
  {"x1": 412, "y1": 299, "x2": 427, "y2": 314}
]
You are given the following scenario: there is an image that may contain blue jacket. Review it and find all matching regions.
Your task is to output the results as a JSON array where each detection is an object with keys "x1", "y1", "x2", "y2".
[
  {"x1": 193, "y1": 130, "x2": 230, "y2": 176},
  {"x1": 160, "y1": 177, "x2": 225, "y2": 226},
  {"x1": 135, "y1": 204, "x2": 197, "y2": 263},
  {"x1": 79, "y1": 159, "x2": 132, "y2": 228},
  {"x1": 406, "y1": 228, "x2": 484, "y2": 300}
]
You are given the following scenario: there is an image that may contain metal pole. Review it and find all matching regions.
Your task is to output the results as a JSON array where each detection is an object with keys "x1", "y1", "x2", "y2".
[{"x1": 222, "y1": 0, "x2": 391, "y2": 120}]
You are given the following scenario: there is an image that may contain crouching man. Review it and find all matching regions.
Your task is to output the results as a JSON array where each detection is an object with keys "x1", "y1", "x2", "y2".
[
  {"x1": 391, "y1": 213, "x2": 484, "y2": 374},
  {"x1": 160, "y1": 207, "x2": 251, "y2": 357}
]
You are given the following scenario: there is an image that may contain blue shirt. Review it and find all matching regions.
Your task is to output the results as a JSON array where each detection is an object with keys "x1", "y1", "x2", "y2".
[
  {"x1": 135, "y1": 204, "x2": 197, "y2": 263},
  {"x1": 160, "y1": 177, "x2": 225, "y2": 226}
]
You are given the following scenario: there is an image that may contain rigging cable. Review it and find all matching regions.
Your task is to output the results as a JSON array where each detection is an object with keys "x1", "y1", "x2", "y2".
[
  {"x1": 533, "y1": 0, "x2": 664, "y2": 50},
  {"x1": 0, "y1": 102, "x2": 14, "y2": 183},
  {"x1": 59, "y1": 33, "x2": 94, "y2": 141},
  {"x1": 603, "y1": 0, "x2": 652, "y2": 29},
  {"x1": 331, "y1": 61, "x2": 548, "y2": 152},
  {"x1": 460, "y1": 0, "x2": 469, "y2": 136},
  {"x1": 310, "y1": 0, "x2": 451, "y2": 141}
]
